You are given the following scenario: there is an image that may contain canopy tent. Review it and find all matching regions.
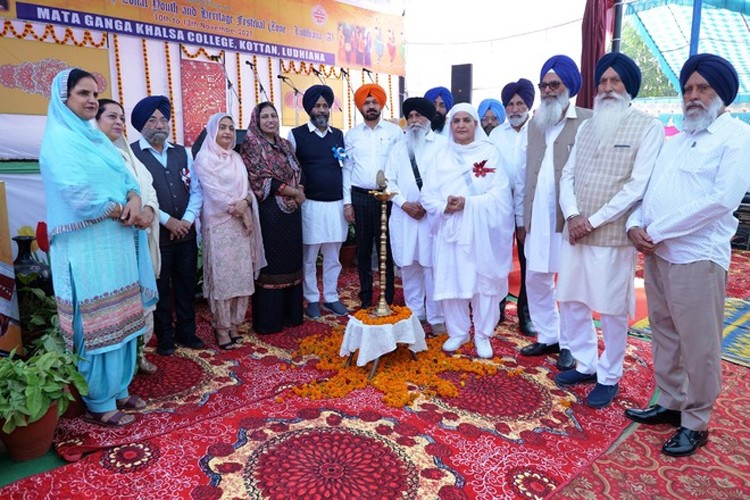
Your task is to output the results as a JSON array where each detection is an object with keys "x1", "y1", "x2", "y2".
[{"x1": 627, "y1": 0, "x2": 750, "y2": 102}]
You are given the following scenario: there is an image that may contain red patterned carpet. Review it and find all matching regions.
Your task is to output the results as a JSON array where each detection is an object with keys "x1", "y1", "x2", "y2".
[
  {"x1": 0, "y1": 269, "x2": 660, "y2": 499},
  {"x1": 554, "y1": 360, "x2": 750, "y2": 499}
]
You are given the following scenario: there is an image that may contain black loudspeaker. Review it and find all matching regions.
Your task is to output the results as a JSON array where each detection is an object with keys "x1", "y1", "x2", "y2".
[
  {"x1": 451, "y1": 64, "x2": 472, "y2": 104},
  {"x1": 398, "y1": 75, "x2": 405, "y2": 114},
  {"x1": 191, "y1": 128, "x2": 248, "y2": 157}
]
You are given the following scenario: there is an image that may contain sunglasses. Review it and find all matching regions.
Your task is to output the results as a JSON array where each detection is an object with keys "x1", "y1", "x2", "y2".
[{"x1": 538, "y1": 80, "x2": 563, "y2": 91}]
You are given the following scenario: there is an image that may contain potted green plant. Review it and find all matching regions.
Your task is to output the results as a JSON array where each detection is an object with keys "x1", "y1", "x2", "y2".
[{"x1": 0, "y1": 344, "x2": 88, "y2": 461}]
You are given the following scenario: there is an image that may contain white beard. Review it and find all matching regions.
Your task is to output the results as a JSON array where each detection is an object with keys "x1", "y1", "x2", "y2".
[
  {"x1": 682, "y1": 95, "x2": 723, "y2": 134},
  {"x1": 508, "y1": 111, "x2": 529, "y2": 129},
  {"x1": 534, "y1": 89, "x2": 570, "y2": 131},
  {"x1": 589, "y1": 91, "x2": 631, "y2": 147},
  {"x1": 406, "y1": 121, "x2": 429, "y2": 158}
]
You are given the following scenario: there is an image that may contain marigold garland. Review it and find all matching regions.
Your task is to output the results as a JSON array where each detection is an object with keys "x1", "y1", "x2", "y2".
[
  {"x1": 164, "y1": 41, "x2": 176, "y2": 139},
  {"x1": 141, "y1": 38, "x2": 151, "y2": 95},
  {"x1": 292, "y1": 325, "x2": 500, "y2": 408},
  {"x1": 1, "y1": 20, "x2": 107, "y2": 47},
  {"x1": 387, "y1": 74, "x2": 394, "y2": 120},
  {"x1": 235, "y1": 52, "x2": 243, "y2": 126},
  {"x1": 252, "y1": 55, "x2": 260, "y2": 105},
  {"x1": 352, "y1": 304, "x2": 411, "y2": 325},
  {"x1": 179, "y1": 45, "x2": 223, "y2": 61},
  {"x1": 266, "y1": 56, "x2": 274, "y2": 104},
  {"x1": 113, "y1": 33, "x2": 126, "y2": 135},
  {"x1": 279, "y1": 60, "x2": 343, "y2": 79}
]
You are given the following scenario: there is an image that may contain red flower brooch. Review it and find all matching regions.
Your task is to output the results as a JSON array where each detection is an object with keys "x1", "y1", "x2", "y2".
[
  {"x1": 180, "y1": 167, "x2": 191, "y2": 190},
  {"x1": 472, "y1": 159, "x2": 495, "y2": 177}
]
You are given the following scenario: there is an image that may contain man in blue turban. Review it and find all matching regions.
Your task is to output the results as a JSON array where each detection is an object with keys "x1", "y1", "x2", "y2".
[
  {"x1": 625, "y1": 53, "x2": 750, "y2": 457},
  {"x1": 130, "y1": 95, "x2": 205, "y2": 355},
  {"x1": 424, "y1": 86, "x2": 453, "y2": 136},
  {"x1": 517, "y1": 55, "x2": 591, "y2": 371},
  {"x1": 489, "y1": 77, "x2": 537, "y2": 336},
  {"x1": 287, "y1": 84, "x2": 349, "y2": 319},
  {"x1": 555, "y1": 52, "x2": 663, "y2": 409},
  {"x1": 477, "y1": 98, "x2": 505, "y2": 135}
]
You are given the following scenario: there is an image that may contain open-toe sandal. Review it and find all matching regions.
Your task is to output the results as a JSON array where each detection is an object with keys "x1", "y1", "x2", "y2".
[
  {"x1": 216, "y1": 332, "x2": 238, "y2": 350},
  {"x1": 84, "y1": 410, "x2": 135, "y2": 427},
  {"x1": 116, "y1": 395, "x2": 147, "y2": 410}
]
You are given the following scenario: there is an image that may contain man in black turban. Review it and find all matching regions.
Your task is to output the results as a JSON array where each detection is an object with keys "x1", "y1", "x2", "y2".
[
  {"x1": 382, "y1": 97, "x2": 448, "y2": 335},
  {"x1": 302, "y1": 84, "x2": 335, "y2": 129},
  {"x1": 625, "y1": 53, "x2": 750, "y2": 458},
  {"x1": 130, "y1": 95, "x2": 205, "y2": 355},
  {"x1": 287, "y1": 85, "x2": 349, "y2": 319},
  {"x1": 554, "y1": 52, "x2": 663, "y2": 410}
]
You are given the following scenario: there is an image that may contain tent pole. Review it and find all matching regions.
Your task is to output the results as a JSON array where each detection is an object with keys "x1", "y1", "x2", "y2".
[
  {"x1": 611, "y1": 0, "x2": 624, "y2": 52},
  {"x1": 690, "y1": 0, "x2": 703, "y2": 55}
]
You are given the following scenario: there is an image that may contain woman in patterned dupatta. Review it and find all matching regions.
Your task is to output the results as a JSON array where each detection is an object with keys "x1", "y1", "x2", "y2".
[
  {"x1": 193, "y1": 113, "x2": 265, "y2": 349},
  {"x1": 240, "y1": 102, "x2": 306, "y2": 334},
  {"x1": 39, "y1": 68, "x2": 158, "y2": 427}
]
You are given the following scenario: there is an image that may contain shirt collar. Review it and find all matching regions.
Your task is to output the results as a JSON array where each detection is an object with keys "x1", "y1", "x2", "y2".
[
  {"x1": 139, "y1": 136, "x2": 173, "y2": 152},
  {"x1": 306, "y1": 121, "x2": 332, "y2": 134}
]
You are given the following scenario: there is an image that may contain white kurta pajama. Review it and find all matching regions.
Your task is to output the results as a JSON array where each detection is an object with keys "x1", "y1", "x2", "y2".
[
  {"x1": 385, "y1": 130, "x2": 447, "y2": 325},
  {"x1": 421, "y1": 123, "x2": 514, "y2": 344},
  {"x1": 519, "y1": 108, "x2": 571, "y2": 346},
  {"x1": 557, "y1": 110, "x2": 663, "y2": 384}
]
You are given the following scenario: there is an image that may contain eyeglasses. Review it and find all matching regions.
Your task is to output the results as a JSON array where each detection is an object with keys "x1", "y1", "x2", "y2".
[
  {"x1": 146, "y1": 117, "x2": 169, "y2": 125},
  {"x1": 538, "y1": 80, "x2": 563, "y2": 91}
]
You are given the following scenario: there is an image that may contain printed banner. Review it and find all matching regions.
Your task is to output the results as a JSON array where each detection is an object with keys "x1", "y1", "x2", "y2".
[
  {"x1": 0, "y1": 182, "x2": 23, "y2": 357},
  {"x1": 279, "y1": 72, "x2": 345, "y2": 129},
  {"x1": 15, "y1": 0, "x2": 406, "y2": 75},
  {"x1": 181, "y1": 58, "x2": 228, "y2": 147},
  {"x1": 0, "y1": 36, "x2": 111, "y2": 115}
]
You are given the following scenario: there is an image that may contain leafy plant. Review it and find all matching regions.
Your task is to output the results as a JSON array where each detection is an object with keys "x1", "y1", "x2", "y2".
[
  {"x1": 0, "y1": 346, "x2": 88, "y2": 434},
  {"x1": 16, "y1": 274, "x2": 59, "y2": 345}
]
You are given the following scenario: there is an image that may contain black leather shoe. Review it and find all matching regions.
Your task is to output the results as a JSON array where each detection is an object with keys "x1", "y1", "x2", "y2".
[
  {"x1": 176, "y1": 336, "x2": 206, "y2": 349},
  {"x1": 519, "y1": 319, "x2": 536, "y2": 336},
  {"x1": 662, "y1": 427, "x2": 708, "y2": 457},
  {"x1": 556, "y1": 348, "x2": 575, "y2": 370},
  {"x1": 520, "y1": 342, "x2": 560, "y2": 356},
  {"x1": 625, "y1": 405, "x2": 681, "y2": 427},
  {"x1": 156, "y1": 344, "x2": 175, "y2": 356}
]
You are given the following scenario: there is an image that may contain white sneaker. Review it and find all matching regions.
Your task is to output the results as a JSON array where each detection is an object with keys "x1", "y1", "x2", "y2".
[
  {"x1": 475, "y1": 335, "x2": 493, "y2": 359},
  {"x1": 442, "y1": 335, "x2": 469, "y2": 352}
]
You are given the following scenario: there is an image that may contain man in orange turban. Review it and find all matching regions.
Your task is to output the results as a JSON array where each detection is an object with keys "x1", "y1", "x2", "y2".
[
  {"x1": 354, "y1": 83, "x2": 387, "y2": 111},
  {"x1": 343, "y1": 83, "x2": 402, "y2": 309}
]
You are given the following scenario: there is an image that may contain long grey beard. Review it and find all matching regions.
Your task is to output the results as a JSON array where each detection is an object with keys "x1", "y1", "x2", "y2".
[
  {"x1": 534, "y1": 89, "x2": 570, "y2": 131},
  {"x1": 682, "y1": 95, "x2": 723, "y2": 134},
  {"x1": 589, "y1": 91, "x2": 631, "y2": 147},
  {"x1": 406, "y1": 122, "x2": 429, "y2": 158}
]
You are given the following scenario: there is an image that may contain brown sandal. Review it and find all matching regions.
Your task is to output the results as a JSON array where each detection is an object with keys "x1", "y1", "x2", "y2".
[{"x1": 84, "y1": 410, "x2": 135, "y2": 427}]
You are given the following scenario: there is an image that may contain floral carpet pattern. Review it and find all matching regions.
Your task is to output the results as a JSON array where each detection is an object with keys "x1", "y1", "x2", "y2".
[
  {"x1": 553, "y1": 360, "x2": 750, "y2": 499},
  {"x1": 0, "y1": 269, "x2": 662, "y2": 499}
]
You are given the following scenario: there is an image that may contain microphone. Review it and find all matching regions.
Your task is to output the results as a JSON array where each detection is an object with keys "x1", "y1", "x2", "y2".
[
  {"x1": 311, "y1": 67, "x2": 322, "y2": 76},
  {"x1": 245, "y1": 61, "x2": 254, "y2": 68},
  {"x1": 277, "y1": 75, "x2": 290, "y2": 81},
  {"x1": 362, "y1": 68, "x2": 373, "y2": 74},
  {"x1": 340, "y1": 68, "x2": 349, "y2": 76},
  {"x1": 209, "y1": 55, "x2": 222, "y2": 61}
]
